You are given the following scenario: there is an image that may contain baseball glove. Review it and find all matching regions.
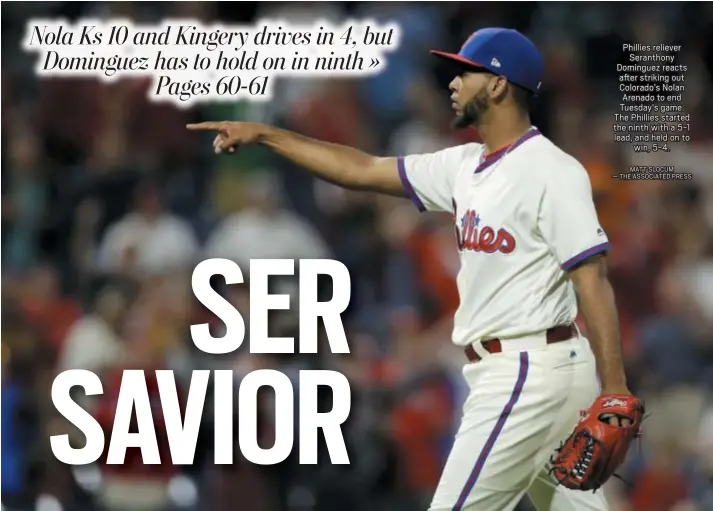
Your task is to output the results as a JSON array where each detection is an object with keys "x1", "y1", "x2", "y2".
[{"x1": 549, "y1": 394, "x2": 645, "y2": 491}]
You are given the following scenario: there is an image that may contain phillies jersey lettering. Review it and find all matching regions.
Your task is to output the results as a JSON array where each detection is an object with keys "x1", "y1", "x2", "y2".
[
  {"x1": 396, "y1": 127, "x2": 609, "y2": 346},
  {"x1": 454, "y1": 208, "x2": 516, "y2": 255}
]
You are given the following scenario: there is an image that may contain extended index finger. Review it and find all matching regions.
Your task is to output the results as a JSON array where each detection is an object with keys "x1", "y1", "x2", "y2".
[{"x1": 186, "y1": 122, "x2": 225, "y2": 132}]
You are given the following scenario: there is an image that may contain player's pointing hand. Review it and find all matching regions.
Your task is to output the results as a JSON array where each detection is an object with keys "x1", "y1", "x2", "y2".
[{"x1": 186, "y1": 121, "x2": 263, "y2": 154}]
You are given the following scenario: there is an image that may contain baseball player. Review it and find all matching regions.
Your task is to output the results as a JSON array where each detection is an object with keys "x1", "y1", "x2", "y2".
[{"x1": 189, "y1": 27, "x2": 644, "y2": 511}]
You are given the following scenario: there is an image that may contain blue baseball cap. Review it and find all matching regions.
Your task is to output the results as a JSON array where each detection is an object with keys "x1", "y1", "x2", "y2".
[{"x1": 431, "y1": 28, "x2": 544, "y2": 94}]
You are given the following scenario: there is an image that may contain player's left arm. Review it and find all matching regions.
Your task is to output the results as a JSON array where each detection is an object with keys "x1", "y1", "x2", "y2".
[
  {"x1": 550, "y1": 253, "x2": 644, "y2": 490},
  {"x1": 538, "y1": 160, "x2": 630, "y2": 398},
  {"x1": 567, "y1": 254, "x2": 629, "y2": 396}
]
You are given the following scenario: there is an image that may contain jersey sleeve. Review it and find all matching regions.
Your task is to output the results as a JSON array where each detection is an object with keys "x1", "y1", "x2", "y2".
[
  {"x1": 539, "y1": 161, "x2": 610, "y2": 271},
  {"x1": 397, "y1": 146, "x2": 464, "y2": 213}
]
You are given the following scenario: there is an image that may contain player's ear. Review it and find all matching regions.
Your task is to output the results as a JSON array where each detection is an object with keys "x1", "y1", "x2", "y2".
[{"x1": 490, "y1": 76, "x2": 508, "y2": 100}]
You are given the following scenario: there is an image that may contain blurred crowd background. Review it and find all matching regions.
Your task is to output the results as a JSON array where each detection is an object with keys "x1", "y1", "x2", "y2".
[{"x1": 2, "y1": 2, "x2": 713, "y2": 511}]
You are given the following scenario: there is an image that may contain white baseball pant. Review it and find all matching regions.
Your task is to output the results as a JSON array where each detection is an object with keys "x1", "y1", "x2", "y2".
[{"x1": 429, "y1": 333, "x2": 610, "y2": 511}]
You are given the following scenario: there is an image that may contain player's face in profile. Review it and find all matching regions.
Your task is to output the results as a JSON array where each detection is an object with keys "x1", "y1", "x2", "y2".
[{"x1": 450, "y1": 70, "x2": 493, "y2": 130}]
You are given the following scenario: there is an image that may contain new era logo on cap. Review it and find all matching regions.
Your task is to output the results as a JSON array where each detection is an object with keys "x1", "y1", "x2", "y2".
[{"x1": 430, "y1": 27, "x2": 544, "y2": 94}]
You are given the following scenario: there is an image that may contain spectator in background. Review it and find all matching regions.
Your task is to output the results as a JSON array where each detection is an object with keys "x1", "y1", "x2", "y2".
[
  {"x1": 18, "y1": 264, "x2": 81, "y2": 356},
  {"x1": 2, "y1": 310, "x2": 44, "y2": 509},
  {"x1": 354, "y1": 2, "x2": 445, "y2": 139},
  {"x1": 58, "y1": 281, "x2": 133, "y2": 375},
  {"x1": 635, "y1": 183, "x2": 713, "y2": 391},
  {"x1": 279, "y1": 77, "x2": 377, "y2": 227},
  {"x1": 2, "y1": 300, "x2": 72, "y2": 511},
  {"x1": 383, "y1": 307, "x2": 456, "y2": 509},
  {"x1": 637, "y1": 264, "x2": 710, "y2": 393},
  {"x1": 627, "y1": 440, "x2": 692, "y2": 511},
  {"x1": 255, "y1": 0, "x2": 344, "y2": 121},
  {"x1": 404, "y1": 216, "x2": 460, "y2": 324},
  {"x1": 204, "y1": 171, "x2": 330, "y2": 272},
  {"x1": 94, "y1": 369, "x2": 185, "y2": 511},
  {"x1": 691, "y1": 403, "x2": 713, "y2": 509},
  {"x1": 97, "y1": 179, "x2": 199, "y2": 278},
  {"x1": 120, "y1": 272, "x2": 196, "y2": 371},
  {"x1": 2, "y1": 119, "x2": 47, "y2": 273}
]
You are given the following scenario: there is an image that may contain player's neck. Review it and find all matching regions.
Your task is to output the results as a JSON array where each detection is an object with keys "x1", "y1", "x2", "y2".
[{"x1": 478, "y1": 116, "x2": 533, "y2": 156}]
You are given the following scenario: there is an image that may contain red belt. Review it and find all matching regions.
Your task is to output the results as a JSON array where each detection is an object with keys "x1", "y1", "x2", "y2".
[{"x1": 464, "y1": 324, "x2": 577, "y2": 363}]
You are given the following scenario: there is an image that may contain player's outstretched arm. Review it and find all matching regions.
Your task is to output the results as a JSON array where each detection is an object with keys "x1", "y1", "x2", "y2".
[
  {"x1": 186, "y1": 121, "x2": 405, "y2": 197},
  {"x1": 568, "y1": 255, "x2": 631, "y2": 399}
]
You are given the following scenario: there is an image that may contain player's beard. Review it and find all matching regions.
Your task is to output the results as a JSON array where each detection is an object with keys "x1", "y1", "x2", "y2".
[{"x1": 452, "y1": 87, "x2": 490, "y2": 130}]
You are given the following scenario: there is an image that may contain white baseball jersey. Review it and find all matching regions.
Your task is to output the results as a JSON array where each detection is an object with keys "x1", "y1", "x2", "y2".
[{"x1": 397, "y1": 127, "x2": 609, "y2": 347}]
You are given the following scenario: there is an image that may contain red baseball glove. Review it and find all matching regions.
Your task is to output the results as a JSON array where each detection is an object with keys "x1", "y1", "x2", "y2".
[{"x1": 549, "y1": 394, "x2": 645, "y2": 491}]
